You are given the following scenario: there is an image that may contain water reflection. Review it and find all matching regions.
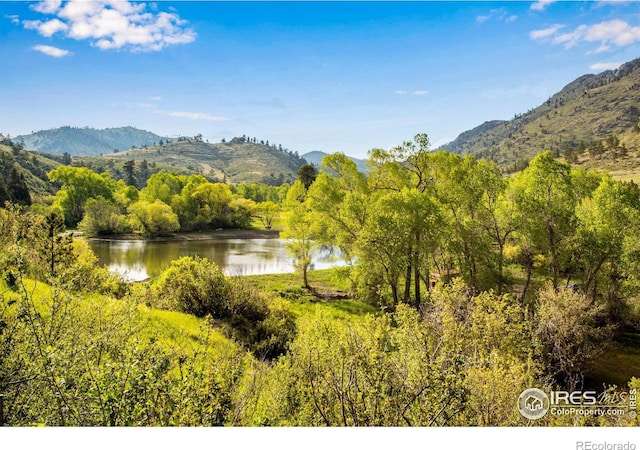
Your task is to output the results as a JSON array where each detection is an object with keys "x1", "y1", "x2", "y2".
[{"x1": 88, "y1": 238, "x2": 343, "y2": 281}]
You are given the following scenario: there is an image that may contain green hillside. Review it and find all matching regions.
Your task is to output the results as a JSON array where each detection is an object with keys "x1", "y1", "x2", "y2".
[
  {"x1": 440, "y1": 58, "x2": 640, "y2": 171},
  {"x1": 0, "y1": 141, "x2": 60, "y2": 199},
  {"x1": 80, "y1": 136, "x2": 308, "y2": 185},
  {"x1": 15, "y1": 126, "x2": 167, "y2": 156}
]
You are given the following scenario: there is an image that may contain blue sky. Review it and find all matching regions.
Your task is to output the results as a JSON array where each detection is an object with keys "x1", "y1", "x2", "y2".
[{"x1": 2, "y1": 1, "x2": 640, "y2": 158}]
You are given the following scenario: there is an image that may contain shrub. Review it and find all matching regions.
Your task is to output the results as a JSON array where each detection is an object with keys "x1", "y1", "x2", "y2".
[
  {"x1": 151, "y1": 257, "x2": 296, "y2": 359},
  {"x1": 58, "y1": 239, "x2": 129, "y2": 298},
  {"x1": 151, "y1": 256, "x2": 230, "y2": 317},
  {"x1": 533, "y1": 284, "x2": 611, "y2": 389}
]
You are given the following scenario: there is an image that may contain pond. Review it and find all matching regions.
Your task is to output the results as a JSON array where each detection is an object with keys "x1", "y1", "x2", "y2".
[{"x1": 88, "y1": 237, "x2": 344, "y2": 281}]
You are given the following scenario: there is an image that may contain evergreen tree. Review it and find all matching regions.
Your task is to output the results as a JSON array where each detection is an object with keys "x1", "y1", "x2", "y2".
[
  {"x1": 123, "y1": 160, "x2": 136, "y2": 186},
  {"x1": 7, "y1": 167, "x2": 31, "y2": 206},
  {"x1": 296, "y1": 164, "x2": 317, "y2": 190}
]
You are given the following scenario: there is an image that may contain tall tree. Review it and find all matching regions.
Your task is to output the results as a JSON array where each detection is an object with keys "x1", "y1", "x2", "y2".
[
  {"x1": 123, "y1": 160, "x2": 136, "y2": 186},
  {"x1": 6, "y1": 167, "x2": 31, "y2": 206},
  {"x1": 281, "y1": 181, "x2": 315, "y2": 289},
  {"x1": 254, "y1": 201, "x2": 280, "y2": 230},
  {"x1": 296, "y1": 164, "x2": 317, "y2": 190},
  {"x1": 48, "y1": 166, "x2": 116, "y2": 226},
  {"x1": 359, "y1": 186, "x2": 442, "y2": 308},
  {"x1": 307, "y1": 153, "x2": 369, "y2": 261},
  {"x1": 35, "y1": 209, "x2": 73, "y2": 277},
  {"x1": 142, "y1": 172, "x2": 185, "y2": 205},
  {"x1": 128, "y1": 200, "x2": 180, "y2": 236},
  {"x1": 137, "y1": 159, "x2": 150, "y2": 187},
  {"x1": 574, "y1": 178, "x2": 640, "y2": 319},
  {"x1": 509, "y1": 151, "x2": 576, "y2": 290}
]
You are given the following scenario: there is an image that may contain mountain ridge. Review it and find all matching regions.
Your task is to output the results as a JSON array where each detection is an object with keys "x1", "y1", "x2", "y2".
[
  {"x1": 76, "y1": 136, "x2": 308, "y2": 185},
  {"x1": 15, "y1": 126, "x2": 168, "y2": 156},
  {"x1": 438, "y1": 58, "x2": 640, "y2": 170}
]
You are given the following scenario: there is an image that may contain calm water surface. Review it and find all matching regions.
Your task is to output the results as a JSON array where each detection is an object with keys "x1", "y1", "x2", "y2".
[{"x1": 88, "y1": 238, "x2": 343, "y2": 281}]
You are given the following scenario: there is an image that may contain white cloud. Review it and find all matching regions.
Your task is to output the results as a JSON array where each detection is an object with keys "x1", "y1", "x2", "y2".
[
  {"x1": 5, "y1": 14, "x2": 20, "y2": 25},
  {"x1": 32, "y1": 44, "x2": 70, "y2": 58},
  {"x1": 597, "y1": 0, "x2": 632, "y2": 5},
  {"x1": 394, "y1": 90, "x2": 428, "y2": 96},
  {"x1": 531, "y1": 0, "x2": 557, "y2": 11},
  {"x1": 31, "y1": 0, "x2": 62, "y2": 14},
  {"x1": 553, "y1": 19, "x2": 640, "y2": 51},
  {"x1": 24, "y1": 18, "x2": 69, "y2": 37},
  {"x1": 529, "y1": 24, "x2": 565, "y2": 40},
  {"x1": 155, "y1": 110, "x2": 229, "y2": 121},
  {"x1": 476, "y1": 8, "x2": 517, "y2": 24},
  {"x1": 590, "y1": 61, "x2": 622, "y2": 71},
  {"x1": 531, "y1": 19, "x2": 640, "y2": 52},
  {"x1": 23, "y1": 0, "x2": 196, "y2": 52}
]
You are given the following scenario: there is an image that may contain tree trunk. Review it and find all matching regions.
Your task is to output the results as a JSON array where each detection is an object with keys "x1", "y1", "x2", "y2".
[
  {"x1": 390, "y1": 281, "x2": 399, "y2": 307},
  {"x1": 520, "y1": 248, "x2": 533, "y2": 305},
  {"x1": 403, "y1": 248, "x2": 412, "y2": 304},
  {"x1": 497, "y1": 240, "x2": 504, "y2": 295},
  {"x1": 547, "y1": 223, "x2": 559, "y2": 289},
  {"x1": 303, "y1": 263, "x2": 310, "y2": 290},
  {"x1": 413, "y1": 249, "x2": 421, "y2": 308}
]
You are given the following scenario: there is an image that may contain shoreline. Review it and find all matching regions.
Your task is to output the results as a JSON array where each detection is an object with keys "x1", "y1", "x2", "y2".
[{"x1": 86, "y1": 228, "x2": 281, "y2": 242}]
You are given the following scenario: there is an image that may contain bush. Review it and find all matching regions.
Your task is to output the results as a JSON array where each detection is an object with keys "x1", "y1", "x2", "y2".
[
  {"x1": 152, "y1": 256, "x2": 230, "y2": 317},
  {"x1": 252, "y1": 296, "x2": 296, "y2": 360},
  {"x1": 128, "y1": 199, "x2": 180, "y2": 236},
  {"x1": 58, "y1": 239, "x2": 129, "y2": 298},
  {"x1": 151, "y1": 257, "x2": 296, "y2": 359},
  {"x1": 225, "y1": 280, "x2": 296, "y2": 359},
  {"x1": 533, "y1": 284, "x2": 611, "y2": 389},
  {"x1": 78, "y1": 196, "x2": 130, "y2": 236}
]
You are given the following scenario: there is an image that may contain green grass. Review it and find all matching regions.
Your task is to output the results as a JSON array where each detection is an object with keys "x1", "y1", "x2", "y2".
[
  {"x1": 243, "y1": 268, "x2": 378, "y2": 321},
  {"x1": 288, "y1": 299, "x2": 378, "y2": 320},
  {"x1": 611, "y1": 171, "x2": 640, "y2": 183},
  {"x1": 243, "y1": 268, "x2": 352, "y2": 302},
  {"x1": 249, "y1": 214, "x2": 285, "y2": 231},
  {"x1": 2, "y1": 278, "x2": 237, "y2": 358},
  {"x1": 3, "y1": 269, "x2": 375, "y2": 364},
  {"x1": 139, "y1": 306, "x2": 236, "y2": 353}
]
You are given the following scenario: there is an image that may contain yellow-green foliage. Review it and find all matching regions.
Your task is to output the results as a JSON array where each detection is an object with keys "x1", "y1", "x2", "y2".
[
  {"x1": 234, "y1": 282, "x2": 542, "y2": 427},
  {"x1": 151, "y1": 256, "x2": 230, "y2": 316},
  {"x1": 0, "y1": 278, "x2": 245, "y2": 426},
  {"x1": 236, "y1": 306, "x2": 469, "y2": 426},
  {"x1": 150, "y1": 256, "x2": 296, "y2": 360}
]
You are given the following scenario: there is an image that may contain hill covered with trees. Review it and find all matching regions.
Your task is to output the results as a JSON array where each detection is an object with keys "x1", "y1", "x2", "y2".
[
  {"x1": 439, "y1": 58, "x2": 640, "y2": 173},
  {"x1": 0, "y1": 134, "x2": 61, "y2": 200},
  {"x1": 15, "y1": 126, "x2": 167, "y2": 156},
  {"x1": 79, "y1": 135, "x2": 308, "y2": 185}
]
